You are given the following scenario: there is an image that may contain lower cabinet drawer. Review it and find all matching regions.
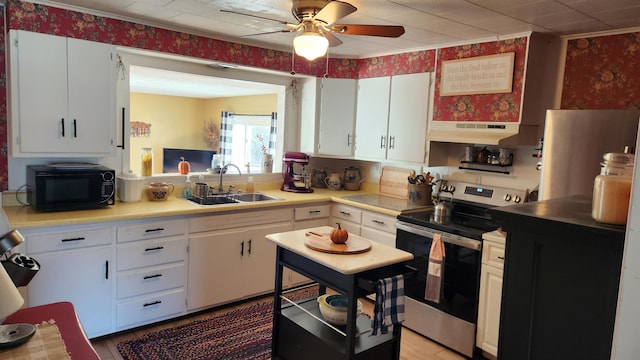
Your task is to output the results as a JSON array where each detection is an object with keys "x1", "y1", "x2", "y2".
[
  {"x1": 117, "y1": 237, "x2": 187, "y2": 271},
  {"x1": 362, "y1": 212, "x2": 396, "y2": 234},
  {"x1": 117, "y1": 263, "x2": 185, "y2": 299},
  {"x1": 116, "y1": 289, "x2": 185, "y2": 328}
]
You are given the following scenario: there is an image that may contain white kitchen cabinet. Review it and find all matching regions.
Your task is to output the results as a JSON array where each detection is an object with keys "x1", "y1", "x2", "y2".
[
  {"x1": 331, "y1": 203, "x2": 398, "y2": 246},
  {"x1": 360, "y1": 211, "x2": 397, "y2": 247},
  {"x1": 187, "y1": 209, "x2": 293, "y2": 311},
  {"x1": 355, "y1": 77, "x2": 391, "y2": 160},
  {"x1": 291, "y1": 204, "x2": 330, "y2": 286},
  {"x1": 354, "y1": 73, "x2": 431, "y2": 163},
  {"x1": 387, "y1": 72, "x2": 431, "y2": 163},
  {"x1": 8, "y1": 30, "x2": 116, "y2": 156},
  {"x1": 317, "y1": 78, "x2": 357, "y2": 156},
  {"x1": 293, "y1": 203, "x2": 331, "y2": 230},
  {"x1": 476, "y1": 232, "x2": 506, "y2": 359},
  {"x1": 115, "y1": 218, "x2": 188, "y2": 330},
  {"x1": 331, "y1": 203, "x2": 362, "y2": 235},
  {"x1": 23, "y1": 225, "x2": 114, "y2": 338}
]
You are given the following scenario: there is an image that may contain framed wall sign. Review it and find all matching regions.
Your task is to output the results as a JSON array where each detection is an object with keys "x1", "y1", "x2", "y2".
[{"x1": 440, "y1": 52, "x2": 515, "y2": 96}]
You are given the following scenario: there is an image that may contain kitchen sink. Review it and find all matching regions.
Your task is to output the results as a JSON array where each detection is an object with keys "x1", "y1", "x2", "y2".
[
  {"x1": 186, "y1": 193, "x2": 282, "y2": 206},
  {"x1": 230, "y1": 193, "x2": 282, "y2": 202}
]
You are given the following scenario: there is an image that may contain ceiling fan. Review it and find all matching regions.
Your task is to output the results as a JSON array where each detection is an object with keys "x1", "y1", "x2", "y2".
[{"x1": 221, "y1": 0, "x2": 405, "y2": 61}]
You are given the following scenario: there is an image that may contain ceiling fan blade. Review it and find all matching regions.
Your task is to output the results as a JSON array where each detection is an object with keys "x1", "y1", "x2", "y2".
[
  {"x1": 314, "y1": 1, "x2": 357, "y2": 26},
  {"x1": 323, "y1": 31, "x2": 343, "y2": 48},
  {"x1": 332, "y1": 24, "x2": 405, "y2": 37},
  {"x1": 240, "y1": 29, "x2": 297, "y2": 38},
  {"x1": 220, "y1": 9, "x2": 295, "y2": 27}
]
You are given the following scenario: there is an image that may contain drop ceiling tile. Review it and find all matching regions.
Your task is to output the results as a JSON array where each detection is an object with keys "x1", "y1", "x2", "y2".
[
  {"x1": 557, "y1": 0, "x2": 640, "y2": 13},
  {"x1": 392, "y1": 0, "x2": 473, "y2": 15},
  {"x1": 500, "y1": 0, "x2": 576, "y2": 21},
  {"x1": 126, "y1": 1, "x2": 182, "y2": 18}
]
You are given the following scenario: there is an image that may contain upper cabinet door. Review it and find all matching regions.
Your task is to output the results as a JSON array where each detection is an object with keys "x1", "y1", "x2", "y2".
[
  {"x1": 67, "y1": 37, "x2": 116, "y2": 155},
  {"x1": 8, "y1": 30, "x2": 116, "y2": 157},
  {"x1": 11, "y1": 31, "x2": 68, "y2": 153},
  {"x1": 387, "y1": 72, "x2": 431, "y2": 163},
  {"x1": 317, "y1": 78, "x2": 357, "y2": 157},
  {"x1": 355, "y1": 77, "x2": 391, "y2": 160}
]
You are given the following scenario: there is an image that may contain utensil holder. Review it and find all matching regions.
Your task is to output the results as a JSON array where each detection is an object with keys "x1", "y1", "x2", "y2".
[{"x1": 408, "y1": 184, "x2": 432, "y2": 206}]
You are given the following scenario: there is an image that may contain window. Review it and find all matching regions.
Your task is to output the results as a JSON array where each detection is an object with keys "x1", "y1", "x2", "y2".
[{"x1": 229, "y1": 114, "x2": 272, "y2": 173}]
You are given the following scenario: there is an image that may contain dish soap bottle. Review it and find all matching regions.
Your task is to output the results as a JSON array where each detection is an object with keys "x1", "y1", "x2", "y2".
[
  {"x1": 246, "y1": 176, "x2": 255, "y2": 193},
  {"x1": 182, "y1": 175, "x2": 193, "y2": 198}
]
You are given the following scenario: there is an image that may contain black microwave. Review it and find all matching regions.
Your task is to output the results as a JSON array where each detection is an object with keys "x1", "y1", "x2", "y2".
[{"x1": 27, "y1": 165, "x2": 116, "y2": 212}]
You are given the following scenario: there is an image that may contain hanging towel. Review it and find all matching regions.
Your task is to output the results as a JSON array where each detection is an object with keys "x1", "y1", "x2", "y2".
[
  {"x1": 425, "y1": 233, "x2": 445, "y2": 303},
  {"x1": 371, "y1": 275, "x2": 405, "y2": 336}
]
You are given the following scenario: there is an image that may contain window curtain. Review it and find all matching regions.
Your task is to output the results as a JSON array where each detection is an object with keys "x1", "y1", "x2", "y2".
[
  {"x1": 268, "y1": 112, "x2": 277, "y2": 154},
  {"x1": 220, "y1": 111, "x2": 233, "y2": 165}
]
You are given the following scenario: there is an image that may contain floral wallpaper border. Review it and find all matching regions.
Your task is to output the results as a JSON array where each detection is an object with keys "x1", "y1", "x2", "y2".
[{"x1": 6, "y1": 0, "x2": 436, "y2": 79}]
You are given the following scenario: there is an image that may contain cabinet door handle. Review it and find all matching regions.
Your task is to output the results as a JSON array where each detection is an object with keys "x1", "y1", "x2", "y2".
[
  {"x1": 248, "y1": 239, "x2": 252, "y2": 255},
  {"x1": 339, "y1": 211, "x2": 351, "y2": 216},
  {"x1": 240, "y1": 241, "x2": 244, "y2": 257},
  {"x1": 143, "y1": 300, "x2": 161, "y2": 307},
  {"x1": 309, "y1": 210, "x2": 321, "y2": 214},
  {"x1": 61, "y1": 237, "x2": 85, "y2": 242},
  {"x1": 73, "y1": 119, "x2": 77, "y2": 138},
  {"x1": 144, "y1": 246, "x2": 164, "y2": 252},
  {"x1": 60, "y1": 118, "x2": 65, "y2": 137},
  {"x1": 380, "y1": 135, "x2": 386, "y2": 149},
  {"x1": 498, "y1": 256, "x2": 505, "y2": 260},
  {"x1": 347, "y1": 134, "x2": 352, "y2": 146},
  {"x1": 105, "y1": 260, "x2": 109, "y2": 280},
  {"x1": 372, "y1": 219, "x2": 385, "y2": 225},
  {"x1": 389, "y1": 135, "x2": 395, "y2": 149},
  {"x1": 117, "y1": 107, "x2": 126, "y2": 149},
  {"x1": 145, "y1": 228, "x2": 165, "y2": 233},
  {"x1": 144, "y1": 274, "x2": 163, "y2": 280}
]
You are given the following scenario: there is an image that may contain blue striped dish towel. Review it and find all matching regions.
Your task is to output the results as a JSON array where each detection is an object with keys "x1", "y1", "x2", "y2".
[{"x1": 370, "y1": 275, "x2": 405, "y2": 336}]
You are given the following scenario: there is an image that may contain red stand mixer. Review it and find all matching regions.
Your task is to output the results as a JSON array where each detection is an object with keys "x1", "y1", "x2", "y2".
[{"x1": 281, "y1": 151, "x2": 313, "y2": 193}]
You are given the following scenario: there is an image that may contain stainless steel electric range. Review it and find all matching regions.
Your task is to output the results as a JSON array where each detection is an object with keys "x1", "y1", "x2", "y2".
[{"x1": 395, "y1": 181, "x2": 528, "y2": 358}]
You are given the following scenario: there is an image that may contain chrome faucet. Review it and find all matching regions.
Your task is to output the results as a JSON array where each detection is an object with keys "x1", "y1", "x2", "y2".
[{"x1": 218, "y1": 163, "x2": 242, "y2": 194}]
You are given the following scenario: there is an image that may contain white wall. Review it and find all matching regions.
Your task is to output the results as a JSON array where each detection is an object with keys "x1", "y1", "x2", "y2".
[{"x1": 611, "y1": 132, "x2": 640, "y2": 359}]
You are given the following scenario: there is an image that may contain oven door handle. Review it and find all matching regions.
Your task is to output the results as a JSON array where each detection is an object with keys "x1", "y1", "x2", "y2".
[{"x1": 396, "y1": 222, "x2": 482, "y2": 251}]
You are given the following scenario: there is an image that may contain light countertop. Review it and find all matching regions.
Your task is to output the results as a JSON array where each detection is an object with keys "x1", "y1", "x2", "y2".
[
  {"x1": 265, "y1": 226, "x2": 413, "y2": 275},
  {"x1": 2, "y1": 184, "x2": 420, "y2": 229}
]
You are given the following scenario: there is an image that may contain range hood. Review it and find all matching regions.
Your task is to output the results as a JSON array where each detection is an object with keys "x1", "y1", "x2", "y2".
[{"x1": 427, "y1": 122, "x2": 540, "y2": 146}]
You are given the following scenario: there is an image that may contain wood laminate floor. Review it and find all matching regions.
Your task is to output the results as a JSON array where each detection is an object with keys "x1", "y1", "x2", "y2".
[{"x1": 92, "y1": 294, "x2": 467, "y2": 360}]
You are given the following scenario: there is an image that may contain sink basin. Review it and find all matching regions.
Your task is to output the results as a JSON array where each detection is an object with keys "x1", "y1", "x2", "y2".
[
  {"x1": 186, "y1": 193, "x2": 281, "y2": 206},
  {"x1": 230, "y1": 193, "x2": 282, "y2": 202},
  {"x1": 187, "y1": 195, "x2": 239, "y2": 205}
]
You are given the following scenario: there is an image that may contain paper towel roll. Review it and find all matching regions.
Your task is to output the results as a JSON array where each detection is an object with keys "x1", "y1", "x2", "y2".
[{"x1": 0, "y1": 264, "x2": 23, "y2": 322}]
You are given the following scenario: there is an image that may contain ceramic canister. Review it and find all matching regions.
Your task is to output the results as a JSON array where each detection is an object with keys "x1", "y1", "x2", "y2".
[{"x1": 117, "y1": 171, "x2": 145, "y2": 202}]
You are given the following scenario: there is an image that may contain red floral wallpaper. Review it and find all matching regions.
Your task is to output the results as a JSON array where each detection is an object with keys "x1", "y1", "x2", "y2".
[
  {"x1": 561, "y1": 32, "x2": 640, "y2": 109},
  {"x1": 433, "y1": 37, "x2": 528, "y2": 123}
]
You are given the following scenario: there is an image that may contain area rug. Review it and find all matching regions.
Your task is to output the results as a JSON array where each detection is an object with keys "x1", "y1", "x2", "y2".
[{"x1": 117, "y1": 286, "x2": 318, "y2": 360}]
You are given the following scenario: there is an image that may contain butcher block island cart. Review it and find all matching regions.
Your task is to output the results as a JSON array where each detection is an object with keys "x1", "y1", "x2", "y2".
[{"x1": 266, "y1": 226, "x2": 413, "y2": 360}]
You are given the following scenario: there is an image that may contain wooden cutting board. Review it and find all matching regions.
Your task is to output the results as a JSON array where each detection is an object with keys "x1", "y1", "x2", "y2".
[
  {"x1": 379, "y1": 166, "x2": 415, "y2": 199},
  {"x1": 304, "y1": 231, "x2": 371, "y2": 254}
]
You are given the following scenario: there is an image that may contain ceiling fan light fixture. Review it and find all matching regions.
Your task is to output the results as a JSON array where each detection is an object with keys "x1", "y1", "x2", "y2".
[{"x1": 293, "y1": 31, "x2": 329, "y2": 61}]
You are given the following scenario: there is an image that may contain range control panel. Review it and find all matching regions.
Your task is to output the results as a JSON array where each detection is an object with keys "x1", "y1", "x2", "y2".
[{"x1": 438, "y1": 181, "x2": 528, "y2": 207}]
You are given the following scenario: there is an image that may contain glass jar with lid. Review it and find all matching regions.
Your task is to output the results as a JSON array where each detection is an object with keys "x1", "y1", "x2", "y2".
[
  {"x1": 140, "y1": 147, "x2": 153, "y2": 177},
  {"x1": 592, "y1": 152, "x2": 635, "y2": 225}
]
